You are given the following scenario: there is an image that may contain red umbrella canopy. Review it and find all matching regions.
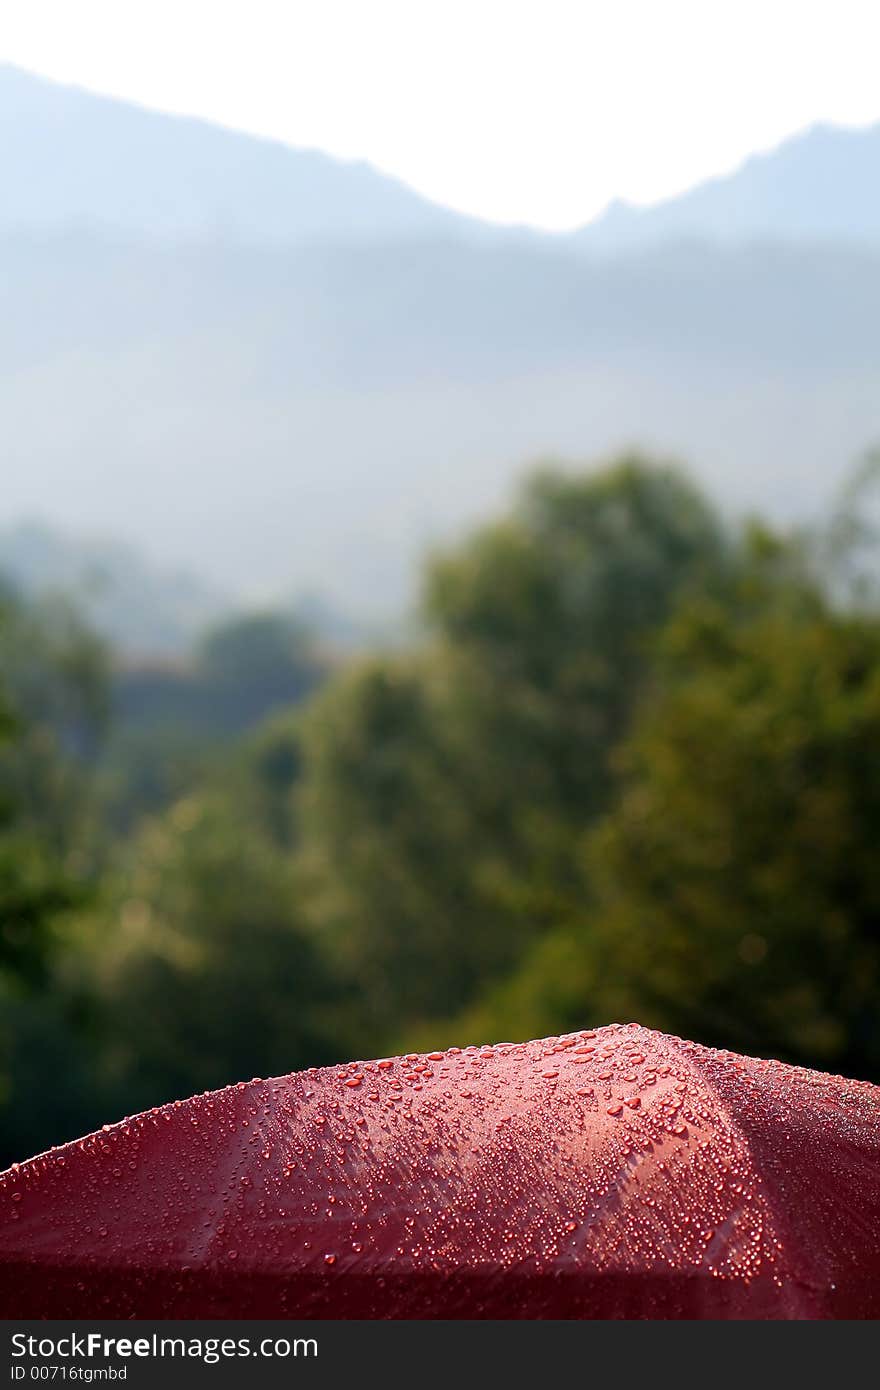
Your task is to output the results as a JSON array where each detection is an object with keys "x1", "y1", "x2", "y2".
[{"x1": 2, "y1": 1023, "x2": 879, "y2": 1318}]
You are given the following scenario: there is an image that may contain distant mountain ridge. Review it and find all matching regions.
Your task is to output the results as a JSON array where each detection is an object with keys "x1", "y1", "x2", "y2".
[
  {"x1": 3, "y1": 63, "x2": 879, "y2": 250},
  {"x1": 579, "y1": 122, "x2": 880, "y2": 252},
  {"x1": 0, "y1": 522, "x2": 379, "y2": 656},
  {"x1": 0, "y1": 521, "x2": 231, "y2": 655},
  {"x1": 2, "y1": 64, "x2": 879, "y2": 620},
  {"x1": 0, "y1": 64, "x2": 494, "y2": 247}
]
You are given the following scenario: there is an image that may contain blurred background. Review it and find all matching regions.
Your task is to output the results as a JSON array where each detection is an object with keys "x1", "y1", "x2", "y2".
[{"x1": 2, "y1": 2, "x2": 880, "y2": 1165}]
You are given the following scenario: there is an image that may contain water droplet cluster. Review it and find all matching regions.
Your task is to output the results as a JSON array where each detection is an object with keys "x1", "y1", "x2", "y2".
[{"x1": 1, "y1": 1024, "x2": 878, "y2": 1317}]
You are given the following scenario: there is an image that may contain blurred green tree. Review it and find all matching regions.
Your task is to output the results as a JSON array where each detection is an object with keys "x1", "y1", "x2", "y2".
[
  {"x1": 584, "y1": 586, "x2": 880, "y2": 1078},
  {"x1": 444, "y1": 528, "x2": 880, "y2": 1079},
  {"x1": 0, "y1": 585, "x2": 107, "y2": 989},
  {"x1": 59, "y1": 792, "x2": 344, "y2": 1130},
  {"x1": 197, "y1": 612, "x2": 326, "y2": 732},
  {"x1": 98, "y1": 612, "x2": 329, "y2": 836},
  {"x1": 297, "y1": 656, "x2": 502, "y2": 1037},
  {"x1": 297, "y1": 457, "x2": 726, "y2": 1042},
  {"x1": 0, "y1": 584, "x2": 110, "y2": 1163}
]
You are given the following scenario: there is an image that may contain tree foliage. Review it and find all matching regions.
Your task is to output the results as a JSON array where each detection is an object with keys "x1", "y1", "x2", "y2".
[
  {"x1": 0, "y1": 586, "x2": 107, "y2": 989},
  {"x1": 585, "y1": 593, "x2": 880, "y2": 1076},
  {"x1": 295, "y1": 458, "x2": 727, "y2": 1041}
]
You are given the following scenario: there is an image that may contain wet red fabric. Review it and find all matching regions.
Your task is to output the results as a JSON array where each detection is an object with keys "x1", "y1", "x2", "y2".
[{"x1": 2, "y1": 1023, "x2": 879, "y2": 1318}]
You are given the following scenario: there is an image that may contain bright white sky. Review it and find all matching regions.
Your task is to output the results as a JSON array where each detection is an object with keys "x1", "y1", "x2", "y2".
[{"x1": 3, "y1": 0, "x2": 880, "y2": 230}]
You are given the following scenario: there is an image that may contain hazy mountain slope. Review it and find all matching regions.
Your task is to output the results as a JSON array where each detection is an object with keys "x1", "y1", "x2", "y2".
[
  {"x1": 2, "y1": 234, "x2": 878, "y2": 612},
  {"x1": 0, "y1": 521, "x2": 232, "y2": 654},
  {"x1": 4, "y1": 62, "x2": 880, "y2": 255},
  {"x1": 579, "y1": 122, "x2": 880, "y2": 251},
  {"x1": 0, "y1": 519, "x2": 383, "y2": 655},
  {"x1": 3, "y1": 64, "x2": 879, "y2": 615},
  {"x1": 0, "y1": 64, "x2": 489, "y2": 245},
  {"x1": 4, "y1": 236, "x2": 878, "y2": 383}
]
